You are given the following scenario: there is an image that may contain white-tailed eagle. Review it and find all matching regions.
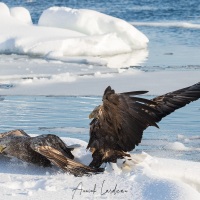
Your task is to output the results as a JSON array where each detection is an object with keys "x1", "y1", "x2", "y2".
[
  {"x1": 0, "y1": 130, "x2": 103, "y2": 176},
  {"x1": 87, "y1": 82, "x2": 200, "y2": 168}
]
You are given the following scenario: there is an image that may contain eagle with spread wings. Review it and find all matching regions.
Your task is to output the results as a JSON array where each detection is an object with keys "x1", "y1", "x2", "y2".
[
  {"x1": 0, "y1": 83, "x2": 200, "y2": 175},
  {"x1": 87, "y1": 82, "x2": 200, "y2": 168}
]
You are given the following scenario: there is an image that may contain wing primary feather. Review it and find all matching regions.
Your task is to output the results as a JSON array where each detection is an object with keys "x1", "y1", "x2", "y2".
[
  {"x1": 130, "y1": 96, "x2": 158, "y2": 105},
  {"x1": 132, "y1": 102, "x2": 161, "y2": 115},
  {"x1": 35, "y1": 146, "x2": 104, "y2": 176},
  {"x1": 150, "y1": 82, "x2": 200, "y2": 122},
  {"x1": 121, "y1": 91, "x2": 149, "y2": 95}
]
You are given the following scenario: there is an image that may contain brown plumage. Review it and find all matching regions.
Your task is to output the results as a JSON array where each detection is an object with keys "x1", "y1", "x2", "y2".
[
  {"x1": 87, "y1": 82, "x2": 200, "y2": 168},
  {"x1": 0, "y1": 130, "x2": 103, "y2": 176}
]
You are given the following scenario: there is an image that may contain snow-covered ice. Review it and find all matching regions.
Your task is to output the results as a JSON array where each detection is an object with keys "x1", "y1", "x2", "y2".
[
  {"x1": 0, "y1": 3, "x2": 148, "y2": 68},
  {"x1": 0, "y1": 136, "x2": 200, "y2": 200},
  {"x1": 38, "y1": 7, "x2": 148, "y2": 49},
  {"x1": 0, "y1": 63, "x2": 199, "y2": 96}
]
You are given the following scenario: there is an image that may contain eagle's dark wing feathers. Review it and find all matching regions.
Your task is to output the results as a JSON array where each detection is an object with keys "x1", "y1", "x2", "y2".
[
  {"x1": 149, "y1": 82, "x2": 200, "y2": 122},
  {"x1": 29, "y1": 134, "x2": 103, "y2": 176},
  {"x1": 111, "y1": 92, "x2": 158, "y2": 151},
  {"x1": 34, "y1": 146, "x2": 104, "y2": 176},
  {"x1": 88, "y1": 86, "x2": 160, "y2": 154}
]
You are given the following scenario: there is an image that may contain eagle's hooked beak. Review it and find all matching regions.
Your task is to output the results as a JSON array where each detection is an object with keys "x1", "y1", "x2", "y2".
[
  {"x1": 89, "y1": 105, "x2": 101, "y2": 119},
  {"x1": 89, "y1": 111, "x2": 94, "y2": 119},
  {"x1": 0, "y1": 145, "x2": 6, "y2": 153}
]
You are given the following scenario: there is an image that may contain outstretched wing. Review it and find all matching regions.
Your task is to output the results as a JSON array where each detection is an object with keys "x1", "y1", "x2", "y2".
[
  {"x1": 88, "y1": 83, "x2": 200, "y2": 153},
  {"x1": 34, "y1": 145, "x2": 103, "y2": 176},
  {"x1": 149, "y1": 82, "x2": 200, "y2": 122}
]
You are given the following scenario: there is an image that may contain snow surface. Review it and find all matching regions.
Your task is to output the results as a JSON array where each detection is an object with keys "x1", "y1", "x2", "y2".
[
  {"x1": 38, "y1": 7, "x2": 148, "y2": 49},
  {"x1": 0, "y1": 3, "x2": 148, "y2": 68},
  {"x1": 0, "y1": 136, "x2": 199, "y2": 200},
  {"x1": 163, "y1": 141, "x2": 199, "y2": 151},
  {"x1": 0, "y1": 62, "x2": 199, "y2": 96}
]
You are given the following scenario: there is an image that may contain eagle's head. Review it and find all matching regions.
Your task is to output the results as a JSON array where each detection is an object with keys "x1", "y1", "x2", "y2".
[{"x1": 89, "y1": 105, "x2": 102, "y2": 119}]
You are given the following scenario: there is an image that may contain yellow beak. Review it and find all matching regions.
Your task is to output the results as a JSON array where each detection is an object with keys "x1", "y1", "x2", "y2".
[
  {"x1": 0, "y1": 145, "x2": 6, "y2": 153},
  {"x1": 89, "y1": 113, "x2": 93, "y2": 119}
]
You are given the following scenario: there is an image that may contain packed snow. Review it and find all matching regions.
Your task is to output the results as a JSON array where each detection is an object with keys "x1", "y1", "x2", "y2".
[
  {"x1": 0, "y1": 63, "x2": 199, "y2": 95},
  {"x1": 0, "y1": 136, "x2": 200, "y2": 200},
  {"x1": 0, "y1": 2, "x2": 200, "y2": 200},
  {"x1": 38, "y1": 7, "x2": 148, "y2": 49},
  {"x1": 0, "y1": 2, "x2": 148, "y2": 68},
  {"x1": 164, "y1": 142, "x2": 195, "y2": 151}
]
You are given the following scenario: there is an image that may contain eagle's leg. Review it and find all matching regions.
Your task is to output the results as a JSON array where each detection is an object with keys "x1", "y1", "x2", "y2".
[
  {"x1": 89, "y1": 149, "x2": 131, "y2": 169},
  {"x1": 89, "y1": 150, "x2": 104, "y2": 169}
]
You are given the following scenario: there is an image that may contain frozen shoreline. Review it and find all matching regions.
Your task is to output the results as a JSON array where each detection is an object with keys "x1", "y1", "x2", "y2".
[{"x1": 1, "y1": 68, "x2": 200, "y2": 96}]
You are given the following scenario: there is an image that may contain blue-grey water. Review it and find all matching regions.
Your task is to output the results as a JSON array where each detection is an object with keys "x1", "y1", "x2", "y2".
[
  {"x1": 0, "y1": 96, "x2": 199, "y2": 162},
  {"x1": 2, "y1": 0, "x2": 200, "y2": 23}
]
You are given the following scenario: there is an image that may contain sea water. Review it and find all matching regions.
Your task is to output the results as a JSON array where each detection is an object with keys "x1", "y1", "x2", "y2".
[
  {"x1": 0, "y1": 95, "x2": 199, "y2": 162},
  {"x1": 2, "y1": 0, "x2": 200, "y2": 24}
]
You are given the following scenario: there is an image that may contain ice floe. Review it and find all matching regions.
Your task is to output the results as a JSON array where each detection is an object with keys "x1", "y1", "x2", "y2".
[{"x1": 0, "y1": 3, "x2": 148, "y2": 67}]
